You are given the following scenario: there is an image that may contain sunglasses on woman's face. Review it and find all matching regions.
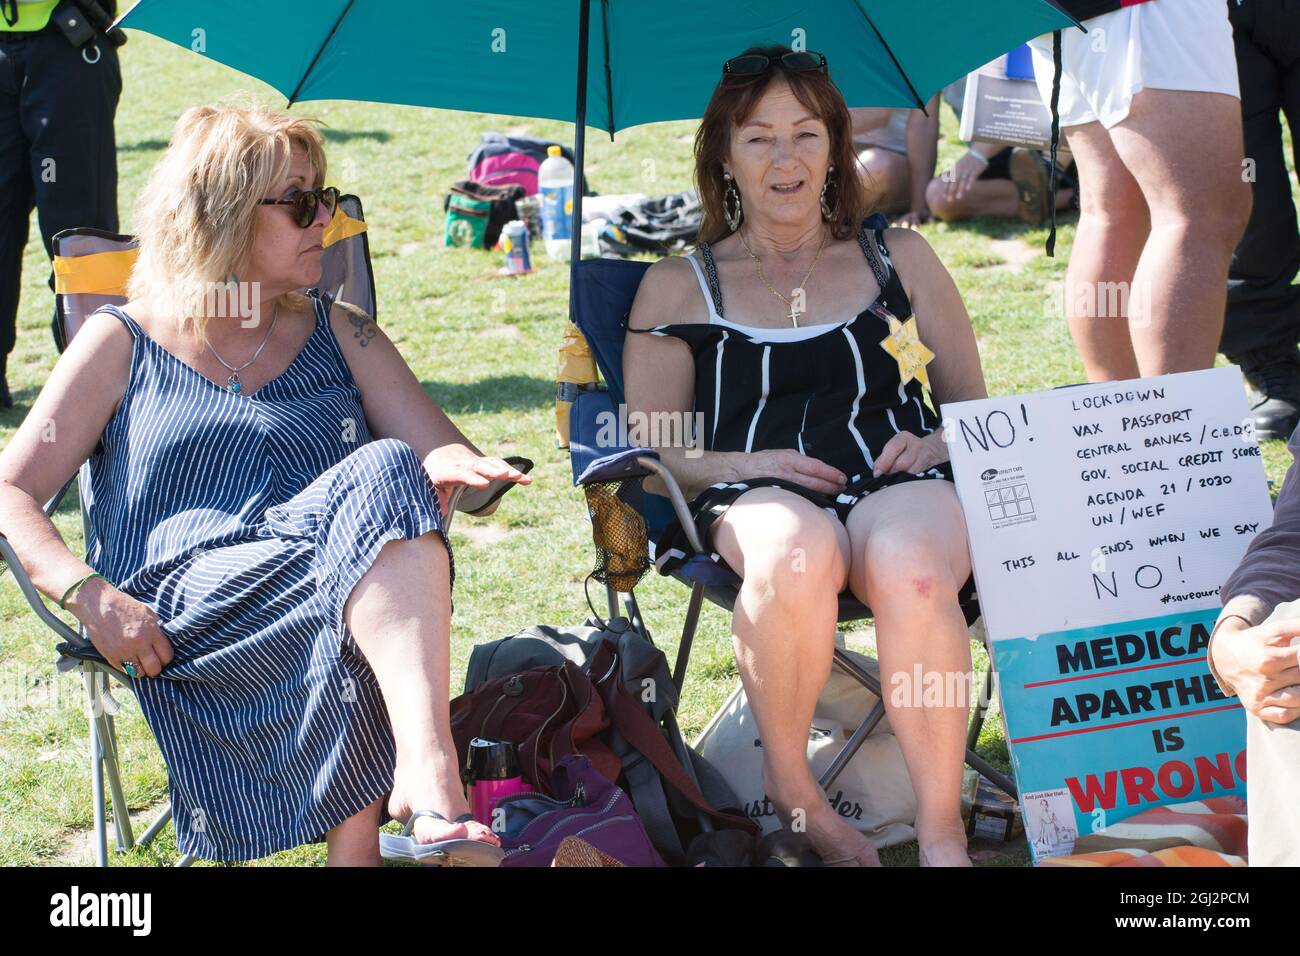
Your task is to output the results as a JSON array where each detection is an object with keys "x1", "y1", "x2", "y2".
[
  {"x1": 259, "y1": 186, "x2": 340, "y2": 228},
  {"x1": 722, "y1": 51, "x2": 827, "y2": 80}
]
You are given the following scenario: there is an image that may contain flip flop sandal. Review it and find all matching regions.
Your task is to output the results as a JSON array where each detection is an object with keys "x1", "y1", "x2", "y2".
[
  {"x1": 453, "y1": 456, "x2": 535, "y2": 516},
  {"x1": 1009, "y1": 147, "x2": 1051, "y2": 227},
  {"x1": 379, "y1": 810, "x2": 504, "y2": 867}
]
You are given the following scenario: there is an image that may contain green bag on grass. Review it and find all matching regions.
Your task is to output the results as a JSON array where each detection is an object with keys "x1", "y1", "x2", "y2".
[{"x1": 444, "y1": 191, "x2": 491, "y2": 248}]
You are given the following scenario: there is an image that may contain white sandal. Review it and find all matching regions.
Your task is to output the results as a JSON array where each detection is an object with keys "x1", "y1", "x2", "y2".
[{"x1": 379, "y1": 810, "x2": 504, "y2": 867}]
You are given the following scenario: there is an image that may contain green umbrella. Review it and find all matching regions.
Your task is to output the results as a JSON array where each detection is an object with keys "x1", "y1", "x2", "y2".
[{"x1": 117, "y1": 0, "x2": 1078, "y2": 269}]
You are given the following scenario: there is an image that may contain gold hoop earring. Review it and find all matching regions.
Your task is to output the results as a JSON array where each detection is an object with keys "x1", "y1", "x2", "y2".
[
  {"x1": 820, "y1": 164, "x2": 837, "y2": 221},
  {"x1": 723, "y1": 172, "x2": 743, "y2": 232}
]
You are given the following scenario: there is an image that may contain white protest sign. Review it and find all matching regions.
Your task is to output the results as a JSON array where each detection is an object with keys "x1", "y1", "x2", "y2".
[{"x1": 942, "y1": 367, "x2": 1273, "y2": 862}]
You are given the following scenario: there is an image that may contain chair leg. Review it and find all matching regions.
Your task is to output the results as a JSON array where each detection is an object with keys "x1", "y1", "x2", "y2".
[
  {"x1": 137, "y1": 802, "x2": 171, "y2": 849},
  {"x1": 97, "y1": 720, "x2": 133, "y2": 854},
  {"x1": 604, "y1": 580, "x2": 619, "y2": 621},
  {"x1": 139, "y1": 802, "x2": 197, "y2": 866},
  {"x1": 100, "y1": 709, "x2": 136, "y2": 853},
  {"x1": 83, "y1": 671, "x2": 109, "y2": 868},
  {"x1": 661, "y1": 709, "x2": 714, "y2": 835},
  {"x1": 823, "y1": 648, "x2": 1018, "y2": 798},
  {"x1": 965, "y1": 751, "x2": 1018, "y2": 800},
  {"x1": 671, "y1": 581, "x2": 706, "y2": 694},
  {"x1": 831, "y1": 646, "x2": 873, "y2": 685},
  {"x1": 818, "y1": 699, "x2": 886, "y2": 790},
  {"x1": 84, "y1": 668, "x2": 137, "y2": 859},
  {"x1": 624, "y1": 590, "x2": 650, "y2": 643},
  {"x1": 966, "y1": 666, "x2": 995, "y2": 752},
  {"x1": 91, "y1": 675, "x2": 136, "y2": 853}
]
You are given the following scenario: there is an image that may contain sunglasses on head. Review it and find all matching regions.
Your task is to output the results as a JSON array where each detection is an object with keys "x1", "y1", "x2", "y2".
[
  {"x1": 259, "y1": 185, "x2": 340, "y2": 228},
  {"x1": 722, "y1": 51, "x2": 827, "y2": 80}
]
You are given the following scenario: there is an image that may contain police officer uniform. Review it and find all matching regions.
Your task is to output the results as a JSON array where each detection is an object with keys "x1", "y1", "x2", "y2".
[{"x1": 0, "y1": 0, "x2": 121, "y2": 408}]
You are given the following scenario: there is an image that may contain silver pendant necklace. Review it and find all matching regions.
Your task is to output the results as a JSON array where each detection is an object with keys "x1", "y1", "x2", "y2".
[{"x1": 207, "y1": 303, "x2": 279, "y2": 394}]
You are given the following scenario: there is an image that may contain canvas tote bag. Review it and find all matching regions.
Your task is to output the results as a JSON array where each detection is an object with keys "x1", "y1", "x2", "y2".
[{"x1": 694, "y1": 649, "x2": 918, "y2": 848}]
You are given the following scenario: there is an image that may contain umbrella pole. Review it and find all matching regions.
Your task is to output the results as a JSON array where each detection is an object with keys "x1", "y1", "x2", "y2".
[
  {"x1": 568, "y1": 0, "x2": 589, "y2": 285},
  {"x1": 556, "y1": 0, "x2": 596, "y2": 448}
]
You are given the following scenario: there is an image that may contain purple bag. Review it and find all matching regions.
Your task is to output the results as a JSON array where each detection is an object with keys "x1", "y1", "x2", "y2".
[{"x1": 498, "y1": 755, "x2": 665, "y2": 867}]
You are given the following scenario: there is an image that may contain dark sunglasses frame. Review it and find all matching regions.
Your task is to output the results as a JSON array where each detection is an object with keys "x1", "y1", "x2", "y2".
[
  {"x1": 259, "y1": 186, "x2": 340, "y2": 228},
  {"x1": 722, "y1": 51, "x2": 828, "y2": 79}
]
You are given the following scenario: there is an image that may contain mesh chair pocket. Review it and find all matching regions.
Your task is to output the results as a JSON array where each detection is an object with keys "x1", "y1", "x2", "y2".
[{"x1": 584, "y1": 480, "x2": 650, "y2": 593}]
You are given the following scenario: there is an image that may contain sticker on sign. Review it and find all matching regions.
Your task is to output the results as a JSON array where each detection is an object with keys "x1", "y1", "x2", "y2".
[{"x1": 977, "y1": 462, "x2": 1037, "y2": 532}]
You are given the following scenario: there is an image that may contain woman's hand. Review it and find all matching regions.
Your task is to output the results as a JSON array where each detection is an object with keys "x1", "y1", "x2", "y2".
[
  {"x1": 942, "y1": 151, "x2": 989, "y2": 204},
  {"x1": 67, "y1": 577, "x2": 175, "y2": 678},
  {"x1": 894, "y1": 207, "x2": 932, "y2": 230},
  {"x1": 734, "y1": 449, "x2": 848, "y2": 496},
  {"x1": 423, "y1": 444, "x2": 531, "y2": 518},
  {"x1": 1210, "y1": 615, "x2": 1300, "y2": 723},
  {"x1": 873, "y1": 430, "x2": 948, "y2": 477}
]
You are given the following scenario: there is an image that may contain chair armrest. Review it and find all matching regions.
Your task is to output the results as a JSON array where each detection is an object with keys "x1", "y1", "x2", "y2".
[
  {"x1": 631, "y1": 456, "x2": 706, "y2": 554},
  {"x1": 569, "y1": 389, "x2": 656, "y2": 482},
  {"x1": 43, "y1": 473, "x2": 77, "y2": 519},
  {"x1": 568, "y1": 389, "x2": 706, "y2": 553},
  {"x1": 576, "y1": 447, "x2": 659, "y2": 485}
]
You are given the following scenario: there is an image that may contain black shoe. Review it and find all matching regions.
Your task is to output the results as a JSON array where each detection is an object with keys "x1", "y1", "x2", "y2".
[
  {"x1": 1229, "y1": 347, "x2": 1300, "y2": 442},
  {"x1": 755, "y1": 827, "x2": 825, "y2": 867},
  {"x1": 0, "y1": 373, "x2": 11, "y2": 410}
]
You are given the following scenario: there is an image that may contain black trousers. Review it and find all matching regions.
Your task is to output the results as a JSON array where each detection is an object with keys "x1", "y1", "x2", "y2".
[
  {"x1": 0, "y1": 31, "x2": 120, "y2": 371},
  {"x1": 1221, "y1": 0, "x2": 1300, "y2": 356}
]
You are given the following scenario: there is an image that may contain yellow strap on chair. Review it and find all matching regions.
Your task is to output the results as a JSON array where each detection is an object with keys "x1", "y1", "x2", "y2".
[
  {"x1": 323, "y1": 207, "x2": 367, "y2": 247},
  {"x1": 52, "y1": 208, "x2": 365, "y2": 297},
  {"x1": 52, "y1": 248, "x2": 139, "y2": 297}
]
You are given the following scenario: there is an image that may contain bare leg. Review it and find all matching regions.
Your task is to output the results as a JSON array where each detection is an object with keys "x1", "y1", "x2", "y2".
[
  {"x1": 1058, "y1": 121, "x2": 1149, "y2": 381},
  {"x1": 926, "y1": 176, "x2": 1074, "y2": 223},
  {"x1": 927, "y1": 177, "x2": 1018, "y2": 221},
  {"x1": 326, "y1": 796, "x2": 383, "y2": 866},
  {"x1": 710, "y1": 488, "x2": 880, "y2": 865},
  {"x1": 343, "y1": 532, "x2": 498, "y2": 857},
  {"x1": 857, "y1": 147, "x2": 911, "y2": 218},
  {"x1": 1108, "y1": 89, "x2": 1252, "y2": 375},
  {"x1": 846, "y1": 480, "x2": 974, "y2": 867}
]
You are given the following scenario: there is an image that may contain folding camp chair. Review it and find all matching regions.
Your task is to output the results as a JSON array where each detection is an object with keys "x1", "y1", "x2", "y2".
[
  {"x1": 567, "y1": 256, "x2": 1017, "y2": 802},
  {"x1": 0, "y1": 196, "x2": 379, "y2": 866}
]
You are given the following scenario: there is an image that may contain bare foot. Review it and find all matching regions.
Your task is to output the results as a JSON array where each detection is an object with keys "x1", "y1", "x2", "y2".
[
  {"x1": 766, "y1": 771, "x2": 880, "y2": 867},
  {"x1": 918, "y1": 831, "x2": 971, "y2": 867},
  {"x1": 802, "y1": 805, "x2": 882, "y2": 867},
  {"x1": 387, "y1": 767, "x2": 501, "y2": 847}
]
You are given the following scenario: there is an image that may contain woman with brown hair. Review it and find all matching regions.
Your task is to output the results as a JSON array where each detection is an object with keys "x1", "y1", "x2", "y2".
[{"x1": 624, "y1": 46, "x2": 988, "y2": 866}]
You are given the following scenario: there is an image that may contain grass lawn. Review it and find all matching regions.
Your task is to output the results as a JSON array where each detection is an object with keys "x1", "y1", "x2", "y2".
[{"x1": 1, "y1": 23, "x2": 1295, "y2": 867}]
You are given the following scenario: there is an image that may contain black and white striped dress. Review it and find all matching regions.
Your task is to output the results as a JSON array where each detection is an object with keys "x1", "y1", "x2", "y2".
[
  {"x1": 630, "y1": 213, "x2": 953, "y2": 575},
  {"x1": 84, "y1": 289, "x2": 452, "y2": 861}
]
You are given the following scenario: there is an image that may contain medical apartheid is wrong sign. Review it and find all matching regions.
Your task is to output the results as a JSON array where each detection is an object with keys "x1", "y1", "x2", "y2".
[{"x1": 943, "y1": 367, "x2": 1272, "y2": 862}]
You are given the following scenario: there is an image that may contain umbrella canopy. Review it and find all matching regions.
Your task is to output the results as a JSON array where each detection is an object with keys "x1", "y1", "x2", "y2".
[
  {"x1": 117, "y1": 0, "x2": 1079, "y2": 445},
  {"x1": 118, "y1": 0, "x2": 1075, "y2": 131}
]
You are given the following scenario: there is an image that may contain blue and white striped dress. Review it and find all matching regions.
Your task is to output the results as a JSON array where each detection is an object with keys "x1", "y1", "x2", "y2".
[{"x1": 84, "y1": 288, "x2": 452, "y2": 861}]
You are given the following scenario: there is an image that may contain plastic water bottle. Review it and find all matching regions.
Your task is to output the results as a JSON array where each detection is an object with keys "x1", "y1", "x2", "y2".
[{"x1": 538, "y1": 145, "x2": 575, "y2": 261}]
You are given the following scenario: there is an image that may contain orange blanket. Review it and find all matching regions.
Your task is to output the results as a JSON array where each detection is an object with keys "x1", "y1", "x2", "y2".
[{"x1": 1038, "y1": 797, "x2": 1248, "y2": 866}]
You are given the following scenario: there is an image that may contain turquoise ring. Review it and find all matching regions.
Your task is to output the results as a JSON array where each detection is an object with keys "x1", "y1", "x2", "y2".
[{"x1": 122, "y1": 661, "x2": 140, "y2": 678}]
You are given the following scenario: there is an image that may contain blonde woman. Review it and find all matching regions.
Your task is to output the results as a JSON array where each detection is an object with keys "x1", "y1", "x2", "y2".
[{"x1": 0, "y1": 102, "x2": 528, "y2": 864}]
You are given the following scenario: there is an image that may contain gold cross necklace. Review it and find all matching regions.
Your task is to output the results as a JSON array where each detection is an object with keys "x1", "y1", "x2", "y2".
[{"x1": 735, "y1": 227, "x2": 829, "y2": 327}]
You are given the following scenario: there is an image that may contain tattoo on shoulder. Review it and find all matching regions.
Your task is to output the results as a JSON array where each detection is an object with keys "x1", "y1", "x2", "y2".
[
  {"x1": 333, "y1": 300, "x2": 377, "y2": 348},
  {"x1": 348, "y1": 311, "x2": 378, "y2": 347}
]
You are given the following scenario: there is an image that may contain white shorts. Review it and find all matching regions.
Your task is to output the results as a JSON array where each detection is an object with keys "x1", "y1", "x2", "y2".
[{"x1": 1027, "y1": 0, "x2": 1240, "y2": 130}]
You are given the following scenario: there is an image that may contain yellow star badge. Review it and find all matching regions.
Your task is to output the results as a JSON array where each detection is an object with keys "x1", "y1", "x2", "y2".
[{"x1": 879, "y1": 314, "x2": 935, "y2": 390}]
